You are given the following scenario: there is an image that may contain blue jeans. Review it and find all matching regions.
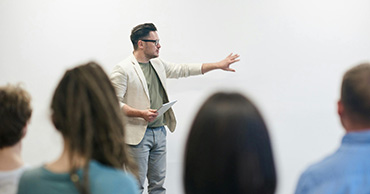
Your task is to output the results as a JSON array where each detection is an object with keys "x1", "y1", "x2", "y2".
[{"x1": 129, "y1": 126, "x2": 167, "y2": 194}]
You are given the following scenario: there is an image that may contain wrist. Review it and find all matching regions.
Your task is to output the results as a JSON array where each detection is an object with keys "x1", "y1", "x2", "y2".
[
  {"x1": 216, "y1": 61, "x2": 223, "y2": 69},
  {"x1": 138, "y1": 110, "x2": 145, "y2": 118}
]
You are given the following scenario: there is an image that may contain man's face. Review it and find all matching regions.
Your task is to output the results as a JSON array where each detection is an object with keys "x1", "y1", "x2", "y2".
[{"x1": 142, "y1": 31, "x2": 161, "y2": 59}]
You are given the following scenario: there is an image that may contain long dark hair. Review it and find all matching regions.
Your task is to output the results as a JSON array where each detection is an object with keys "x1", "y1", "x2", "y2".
[
  {"x1": 51, "y1": 62, "x2": 136, "y2": 194},
  {"x1": 184, "y1": 92, "x2": 276, "y2": 194}
]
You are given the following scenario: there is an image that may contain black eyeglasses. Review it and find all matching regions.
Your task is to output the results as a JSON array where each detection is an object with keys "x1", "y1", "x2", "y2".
[{"x1": 141, "y1": 39, "x2": 160, "y2": 46}]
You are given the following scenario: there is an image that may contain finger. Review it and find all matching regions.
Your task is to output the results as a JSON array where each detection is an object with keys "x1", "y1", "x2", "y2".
[
  {"x1": 232, "y1": 54, "x2": 240, "y2": 59},
  {"x1": 150, "y1": 112, "x2": 158, "y2": 116},
  {"x1": 228, "y1": 59, "x2": 239, "y2": 65},
  {"x1": 150, "y1": 116, "x2": 157, "y2": 122},
  {"x1": 149, "y1": 113, "x2": 157, "y2": 118},
  {"x1": 228, "y1": 68, "x2": 236, "y2": 72},
  {"x1": 148, "y1": 115, "x2": 156, "y2": 122},
  {"x1": 149, "y1": 109, "x2": 157, "y2": 112}
]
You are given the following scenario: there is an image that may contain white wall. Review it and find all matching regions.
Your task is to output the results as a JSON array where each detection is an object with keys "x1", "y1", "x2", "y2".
[{"x1": 1, "y1": 0, "x2": 370, "y2": 193}]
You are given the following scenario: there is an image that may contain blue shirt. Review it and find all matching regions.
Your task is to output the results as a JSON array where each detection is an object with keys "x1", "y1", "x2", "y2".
[
  {"x1": 17, "y1": 160, "x2": 139, "y2": 194},
  {"x1": 295, "y1": 130, "x2": 370, "y2": 194}
]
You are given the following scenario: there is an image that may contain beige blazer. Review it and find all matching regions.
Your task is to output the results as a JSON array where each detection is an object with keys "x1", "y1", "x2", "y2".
[{"x1": 110, "y1": 54, "x2": 202, "y2": 145}]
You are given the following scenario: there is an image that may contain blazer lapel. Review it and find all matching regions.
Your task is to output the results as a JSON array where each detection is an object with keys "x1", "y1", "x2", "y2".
[
  {"x1": 151, "y1": 60, "x2": 167, "y2": 89},
  {"x1": 131, "y1": 56, "x2": 150, "y2": 100},
  {"x1": 150, "y1": 59, "x2": 170, "y2": 103}
]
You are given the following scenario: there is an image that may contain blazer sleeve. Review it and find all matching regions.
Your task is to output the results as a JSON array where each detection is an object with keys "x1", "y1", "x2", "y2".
[
  {"x1": 158, "y1": 58, "x2": 203, "y2": 78},
  {"x1": 110, "y1": 65, "x2": 128, "y2": 109}
]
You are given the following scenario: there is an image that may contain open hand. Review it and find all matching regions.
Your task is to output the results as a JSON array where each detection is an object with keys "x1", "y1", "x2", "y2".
[{"x1": 218, "y1": 53, "x2": 240, "y2": 72}]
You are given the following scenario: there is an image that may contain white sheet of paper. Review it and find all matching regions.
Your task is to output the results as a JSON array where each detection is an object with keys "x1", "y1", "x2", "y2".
[{"x1": 157, "y1": 100, "x2": 177, "y2": 117}]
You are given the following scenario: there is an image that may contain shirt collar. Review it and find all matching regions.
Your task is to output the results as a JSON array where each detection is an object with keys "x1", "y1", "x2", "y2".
[{"x1": 342, "y1": 130, "x2": 370, "y2": 144}]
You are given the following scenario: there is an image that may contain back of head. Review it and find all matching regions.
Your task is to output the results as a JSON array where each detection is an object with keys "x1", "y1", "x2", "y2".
[
  {"x1": 0, "y1": 84, "x2": 32, "y2": 149},
  {"x1": 130, "y1": 23, "x2": 157, "y2": 50},
  {"x1": 51, "y1": 62, "x2": 129, "y2": 169},
  {"x1": 341, "y1": 63, "x2": 370, "y2": 125},
  {"x1": 184, "y1": 92, "x2": 276, "y2": 194}
]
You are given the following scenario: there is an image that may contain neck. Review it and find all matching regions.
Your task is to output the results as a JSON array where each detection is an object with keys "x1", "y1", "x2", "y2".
[
  {"x1": 341, "y1": 113, "x2": 370, "y2": 133},
  {"x1": 346, "y1": 127, "x2": 370, "y2": 133},
  {"x1": 45, "y1": 141, "x2": 86, "y2": 173},
  {"x1": 0, "y1": 142, "x2": 24, "y2": 171},
  {"x1": 133, "y1": 50, "x2": 150, "y2": 63},
  {"x1": 344, "y1": 120, "x2": 370, "y2": 133}
]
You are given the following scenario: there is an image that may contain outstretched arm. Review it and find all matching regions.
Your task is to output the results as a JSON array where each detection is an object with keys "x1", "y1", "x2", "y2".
[{"x1": 201, "y1": 53, "x2": 240, "y2": 74}]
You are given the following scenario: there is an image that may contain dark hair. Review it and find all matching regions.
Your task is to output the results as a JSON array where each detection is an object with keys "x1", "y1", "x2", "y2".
[
  {"x1": 341, "y1": 63, "x2": 370, "y2": 123},
  {"x1": 184, "y1": 92, "x2": 276, "y2": 194},
  {"x1": 0, "y1": 84, "x2": 32, "y2": 149},
  {"x1": 51, "y1": 62, "x2": 136, "y2": 194},
  {"x1": 130, "y1": 23, "x2": 157, "y2": 50}
]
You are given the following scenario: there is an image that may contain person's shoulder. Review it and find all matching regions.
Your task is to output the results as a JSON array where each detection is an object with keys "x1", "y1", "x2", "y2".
[
  {"x1": 111, "y1": 56, "x2": 136, "y2": 76},
  {"x1": 295, "y1": 162, "x2": 324, "y2": 194},
  {"x1": 295, "y1": 150, "x2": 343, "y2": 192},
  {"x1": 18, "y1": 166, "x2": 48, "y2": 186},
  {"x1": 99, "y1": 172, "x2": 138, "y2": 194},
  {"x1": 20, "y1": 166, "x2": 45, "y2": 179},
  {"x1": 117, "y1": 55, "x2": 136, "y2": 67},
  {"x1": 103, "y1": 170, "x2": 137, "y2": 187},
  {"x1": 0, "y1": 166, "x2": 29, "y2": 194},
  {"x1": 17, "y1": 166, "x2": 46, "y2": 194},
  {"x1": 300, "y1": 152, "x2": 339, "y2": 180},
  {"x1": 89, "y1": 161, "x2": 134, "y2": 179},
  {"x1": 296, "y1": 139, "x2": 370, "y2": 194},
  {"x1": 89, "y1": 161, "x2": 139, "y2": 194}
]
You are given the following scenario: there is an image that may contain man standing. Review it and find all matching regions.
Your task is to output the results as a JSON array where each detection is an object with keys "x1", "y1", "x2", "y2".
[
  {"x1": 110, "y1": 23, "x2": 239, "y2": 194},
  {"x1": 295, "y1": 63, "x2": 370, "y2": 194}
]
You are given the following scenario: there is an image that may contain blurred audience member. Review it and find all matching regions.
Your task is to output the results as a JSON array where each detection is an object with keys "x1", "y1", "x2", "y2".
[
  {"x1": 0, "y1": 84, "x2": 32, "y2": 194},
  {"x1": 17, "y1": 62, "x2": 139, "y2": 194},
  {"x1": 295, "y1": 63, "x2": 370, "y2": 194},
  {"x1": 184, "y1": 92, "x2": 277, "y2": 194}
]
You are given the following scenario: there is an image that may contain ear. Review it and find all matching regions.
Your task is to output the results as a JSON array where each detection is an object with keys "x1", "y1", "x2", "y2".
[
  {"x1": 138, "y1": 40, "x2": 144, "y2": 49},
  {"x1": 338, "y1": 99, "x2": 348, "y2": 130},
  {"x1": 21, "y1": 123, "x2": 28, "y2": 138},
  {"x1": 337, "y1": 99, "x2": 344, "y2": 117}
]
